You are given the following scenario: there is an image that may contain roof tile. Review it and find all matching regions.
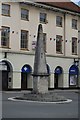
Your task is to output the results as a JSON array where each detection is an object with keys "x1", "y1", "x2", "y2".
[{"x1": 37, "y1": 1, "x2": 80, "y2": 13}]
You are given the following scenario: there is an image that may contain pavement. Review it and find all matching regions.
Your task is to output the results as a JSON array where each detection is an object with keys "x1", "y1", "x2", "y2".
[{"x1": 1, "y1": 88, "x2": 79, "y2": 93}]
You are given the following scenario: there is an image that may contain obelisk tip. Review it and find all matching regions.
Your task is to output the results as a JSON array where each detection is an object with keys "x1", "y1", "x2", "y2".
[{"x1": 38, "y1": 24, "x2": 43, "y2": 31}]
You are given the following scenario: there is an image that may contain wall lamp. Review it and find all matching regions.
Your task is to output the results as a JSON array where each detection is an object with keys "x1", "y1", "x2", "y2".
[
  {"x1": 74, "y1": 58, "x2": 79, "y2": 66},
  {"x1": 4, "y1": 52, "x2": 7, "y2": 58}
]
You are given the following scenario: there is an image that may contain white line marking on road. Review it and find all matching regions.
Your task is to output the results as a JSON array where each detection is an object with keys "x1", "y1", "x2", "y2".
[{"x1": 8, "y1": 97, "x2": 72, "y2": 104}]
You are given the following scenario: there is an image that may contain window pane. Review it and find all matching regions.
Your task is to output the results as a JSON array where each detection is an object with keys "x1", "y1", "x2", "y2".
[
  {"x1": 21, "y1": 30, "x2": 28, "y2": 49},
  {"x1": 72, "y1": 19, "x2": 77, "y2": 29},
  {"x1": 2, "y1": 4, "x2": 10, "y2": 16},
  {"x1": 40, "y1": 13, "x2": 47, "y2": 23},
  {"x1": 21, "y1": 8, "x2": 29, "y2": 21},
  {"x1": 72, "y1": 37, "x2": 77, "y2": 54},
  {"x1": 1, "y1": 27, "x2": 10, "y2": 47},
  {"x1": 56, "y1": 16, "x2": 62, "y2": 27},
  {"x1": 56, "y1": 35, "x2": 62, "y2": 53}
]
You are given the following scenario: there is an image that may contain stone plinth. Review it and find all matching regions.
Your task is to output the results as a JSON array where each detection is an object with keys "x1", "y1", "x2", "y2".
[{"x1": 33, "y1": 76, "x2": 49, "y2": 94}]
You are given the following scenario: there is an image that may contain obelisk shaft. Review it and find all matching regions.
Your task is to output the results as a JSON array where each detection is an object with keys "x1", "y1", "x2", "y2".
[{"x1": 33, "y1": 24, "x2": 49, "y2": 94}]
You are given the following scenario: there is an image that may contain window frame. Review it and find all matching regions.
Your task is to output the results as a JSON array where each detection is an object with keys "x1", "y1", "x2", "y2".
[
  {"x1": 1, "y1": 26, "x2": 10, "y2": 48},
  {"x1": 72, "y1": 37, "x2": 77, "y2": 55},
  {"x1": 56, "y1": 16, "x2": 62, "y2": 27},
  {"x1": 20, "y1": 30, "x2": 29, "y2": 50},
  {"x1": 2, "y1": 4, "x2": 10, "y2": 16},
  {"x1": 72, "y1": 19, "x2": 77, "y2": 30},
  {"x1": 40, "y1": 12, "x2": 47, "y2": 24},
  {"x1": 21, "y1": 8, "x2": 29, "y2": 21},
  {"x1": 56, "y1": 35, "x2": 63, "y2": 54}
]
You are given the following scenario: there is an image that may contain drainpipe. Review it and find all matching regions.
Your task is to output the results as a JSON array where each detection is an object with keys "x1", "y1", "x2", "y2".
[{"x1": 63, "y1": 13, "x2": 66, "y2": 56}]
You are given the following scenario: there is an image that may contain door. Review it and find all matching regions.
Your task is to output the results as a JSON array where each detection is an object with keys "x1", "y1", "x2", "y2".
[
  {"x1": 2, "y1": 71, "x2": 8, "y2": 91},
  {"x1": 54, "y1": 74, "x2": 58, "y2": 88},
  {"x1": 21, "y1": 73, "x2": 27, "y2": 90}
]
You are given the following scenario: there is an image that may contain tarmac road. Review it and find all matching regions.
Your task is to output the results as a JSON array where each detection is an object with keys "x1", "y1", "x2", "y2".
[{"x1": 1, "y1": 90, "x2": 80, "y2": 119}]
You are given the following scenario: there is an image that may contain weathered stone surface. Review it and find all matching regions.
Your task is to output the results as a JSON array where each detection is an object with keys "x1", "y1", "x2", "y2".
[
  {"x1": 33, "y1": 24, "x2": 48, "y2": 75},
  {"x1": 33, "y1": 24, "x2": 49, "y2": 94},
  {"x1": 33, "y1": 76, "x2": 48, "y2": 94}
]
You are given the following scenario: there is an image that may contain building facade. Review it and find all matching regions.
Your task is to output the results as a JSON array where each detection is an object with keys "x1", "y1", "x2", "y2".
[{"x1": 0, "y1": 1, "x2": 80, "y2": 90}]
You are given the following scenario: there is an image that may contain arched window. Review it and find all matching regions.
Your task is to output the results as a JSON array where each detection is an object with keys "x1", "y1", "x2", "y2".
[
  {"x1": 69, "y1": 65, "x2": 79, "y2": 87},
  {"x1": 21, "y1": 64, "x2": 32, "y2": 90}
]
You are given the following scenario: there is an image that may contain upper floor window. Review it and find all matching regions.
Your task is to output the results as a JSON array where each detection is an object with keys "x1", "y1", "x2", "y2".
[
  {"x1": 43, "y1": 33, "x2": 47, "y2": 52},
  {"x1": 56, "y1": 16, "x2": 62, "y2": 27},
  {"x1": 40, "y1": 13, "x2": 47, "y2": 23},
  {"x1": 56, "y1": 35, "x2": 62, "y2": 54},
  {"x1": 21, "y1": 8, "x2": 29, "y2": 21},
  {"x1": 72, "y1": 19, "x2": 77, "y2": 29},
  {"x1": 72, "y1": 37, "x2": 77, "y2": 55},
  {"x1": 21, "y1": 30, "x2": 29, "y2": 50},
  {"x1": 2, "y1": 4, "x2": 10, "y2": 16},
  {"x1": 1, "y1": 26, "x2": 10, "y2": 48}
]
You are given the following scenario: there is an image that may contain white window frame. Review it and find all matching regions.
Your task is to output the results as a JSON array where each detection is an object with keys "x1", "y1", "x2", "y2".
[
  {"x1": 21, "y1": 8, "x2": 29, "y2": 21},
  {"x1": 2, "y1": 4, "x2": 10, "y2": 16},
  {"x1": 72, "y1": 37, "x2": 77, "y2": 55},
  {"x1": 56, "y1": 35, "x2": 63, "y2": 54},
  {"x1": 72, "y1": 19, "x2": 77, "y2": 30},
  {"x1": 1, "y1": 26, "x2": 10, "y2": 48},
  {"x1": 21, "y1": 30, "x2": 29, "y2": 50},
  {"x1": 56, "y1": 16, "x2": 62, "y2": 27},
  {"x1": 40, "y1": 13, "x2": 47, "y2": 24}
]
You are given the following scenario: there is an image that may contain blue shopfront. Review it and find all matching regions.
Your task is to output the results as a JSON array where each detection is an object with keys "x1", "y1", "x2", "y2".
[
  {"x1": 69, "y1": 65, "x2": 79, "y2": 87},
  {"x1": 21, "y1": 64, "x2": 32, "y2": 90}
]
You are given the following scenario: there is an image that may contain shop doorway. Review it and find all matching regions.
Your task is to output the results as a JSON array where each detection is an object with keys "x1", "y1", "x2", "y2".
[
  {"x1": 46, "y1": 64, "x2": 50, "y2": 88},
  {"x1": 0, "y1": 60, "x2": 13, "y2": 91},
  {"x1": 21, "y1": 64, "x2": 32, "y2": 90},
  {"x1": 69, "y1": 65, "x2": 79, "y2": 87},
  {"x1": 54, "y1": 66, "x2": 63, "y2": 88},
  {"x1": 54, "y1": 73, "x2": 58, "y2": 88},
  {"x1": 21, "y1": 72, "x2": 27, "y2": 90},
  {"x1": 2, "y1": 71, "x2": 8, "y2": 90}
]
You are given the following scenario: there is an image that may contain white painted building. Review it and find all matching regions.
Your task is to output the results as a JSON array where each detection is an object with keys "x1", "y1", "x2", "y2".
[{"x1": 0, "y1": 1, "x2": 80, "y2": 90}]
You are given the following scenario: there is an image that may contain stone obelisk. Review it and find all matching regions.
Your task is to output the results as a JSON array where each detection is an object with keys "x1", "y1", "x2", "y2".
[{"x1": 33, "y1": 24, "x2": 49, "y2": 94}]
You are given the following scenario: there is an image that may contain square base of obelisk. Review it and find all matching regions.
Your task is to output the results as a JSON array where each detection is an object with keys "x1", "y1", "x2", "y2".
[{"x1": 33, "y1": 76, "x2": 48, "y2": 94}]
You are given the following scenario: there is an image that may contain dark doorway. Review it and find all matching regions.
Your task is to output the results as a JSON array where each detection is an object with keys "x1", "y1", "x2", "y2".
[
  {"x1": 21, "y1": 64, "x2": 32, "y2": 90},
  {"x1": 54, "y1": 74, "x2": 58, "y2": 88},
  {"x1": 2, "y1": 71, "x2": 8, "y2": 90},
  {"x1": 0, "y1": 60, "x2": 13, "y2": 91},
  {"x1": 54, "y1": 66, "x2": 63, "y2": 89},
  {"x1": 21, "y1": 73, "x2": 27, "y2": 90}
]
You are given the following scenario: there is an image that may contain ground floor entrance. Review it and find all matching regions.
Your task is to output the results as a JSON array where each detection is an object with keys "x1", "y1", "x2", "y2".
[
  {"x1": 54, "y1": 66, "x2": 63, "y2": 89},
  {"x1": 21, "y1": 73, "x2": 28, "y2": 90},
  {"x1": 2, "y1": 71, "x2": 8, "y2": 90},
  {"x1": 0, "y1": 60, "x2": 13, "y2": 91},
  {"x1": 69, "y1": 65, "x2": 79, "y2": 87},
  {"x1": 21, "y1": 64, "x2": 32, "y2": 90},
  {"x1": 54, "y1": 74, "x2": 58, "y2": 88}
]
